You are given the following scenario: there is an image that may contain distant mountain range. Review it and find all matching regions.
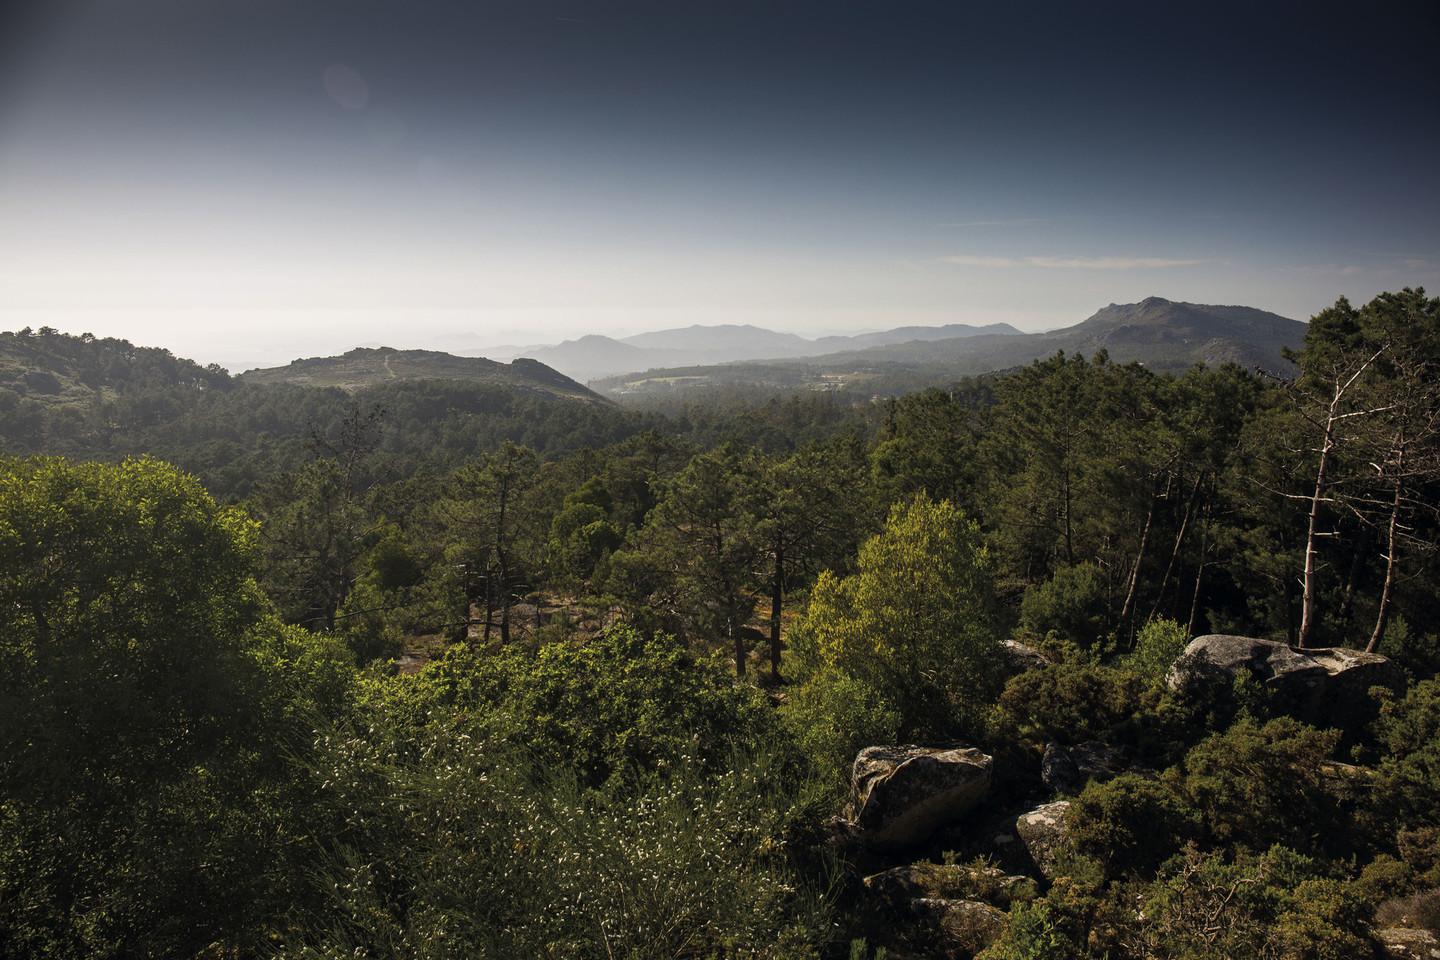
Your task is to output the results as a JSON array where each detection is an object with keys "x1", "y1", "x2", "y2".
[
  {"x1": 230, "y1": 298, "x2": 1307, "y2": 401},
  {"x1": 457, "y1": 299, "x2": 1305, "y2": 389},
  {"x1": 6, "y1": 298, "x2": 1303, "y2": 414},
  {"x1": 478, "y1": 321, "x2": 1024, "y2": 382},
  {"x1": 789, "y1": 297, "x2": 1308, "y2": 374}
]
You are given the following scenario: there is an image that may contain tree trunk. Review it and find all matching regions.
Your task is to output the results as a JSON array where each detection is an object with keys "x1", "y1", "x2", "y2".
[
  {"x1": 732, "y1": 620, "x2": 746, "y2": 678},
  {"x1": 1298, "y1": 345, "x2": 1389, "y2": 647},
  {"x1": 1119, "y1": 488, "x2": 1156, "y2": 635},
  {"x1": 1338, "y1": 525, "x2": 1372, "y2": 623},
  {"x1": 770, "y1": 544, "x2": 784, "y2": 682},
  {"x1": 1061, "y1": 469, "x2": 1075, "y2": 566},
  {"x1": 1298, "y1": 416, "x2": 1337, "y2": 648},
  {"x1": 1368, "y1": 472, "x2": 1405, "y2": 653},
  {"x1": 482, "y1": 570, "x2": 494, "y2": 644},
  {"x1": 1150, "y1": 474, "x2": 1203, "y2": 626}
]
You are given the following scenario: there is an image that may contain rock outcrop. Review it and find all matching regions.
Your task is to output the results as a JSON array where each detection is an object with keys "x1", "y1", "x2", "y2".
[
  {"x1": 863, "y1": 863, "x2": 1036, "y2": 909},
  {"x1": 1041, "y1": 740, "x2": 1132, "y2": 792},
  {"x1": 1000, "y1": 639, "x2": 1051, "y2": 675},
  {"x1": 910, "y1": 898, "x2": 1008, "y2": 955},
  {"x1": 1166, "y1": 634, "x2": 1404, "y2": 732},
  {"x1": 846, "y1": 746, "x2": 993, "y2": 850},
  {"x1": 1014, "y1": 800, "x2": 1071, "y2": 879},
  {"x1": 1377, "y1": 927, "x2": 1440, "y2": 959}
]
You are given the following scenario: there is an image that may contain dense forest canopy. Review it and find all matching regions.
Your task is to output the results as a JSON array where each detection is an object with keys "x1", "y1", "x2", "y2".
[{"x1": 3, "y1": 288, "x2": 1440, "y2": 959}]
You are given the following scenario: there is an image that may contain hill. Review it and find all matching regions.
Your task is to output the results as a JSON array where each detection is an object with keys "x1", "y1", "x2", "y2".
[
  {"x1": 509, "y1": 321, "x2": 1025, "y2": 381},
  {"x1": 0, "y1": 327, "x2": 231, "y2": 407},
  {"x1": 593, "y1": 298, "x2": 1306, "y2": 399},
  {"x1": 236, "y1": 347, "x2": 610, "y2": 405}
]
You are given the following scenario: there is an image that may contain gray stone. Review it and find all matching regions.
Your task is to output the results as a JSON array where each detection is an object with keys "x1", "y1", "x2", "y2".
[
  {"x1": 847, "y1": 746, "x2": 993, "y2": 850},
  {"x1": 863, "y1": 863, "x2": 1036, "y2": 909},
  {"x1": 1040, "y1": 741, "x2": 1081, "y2": 792},
  {"x1": 1014, "y1": 800, "x2": 1071, "y2": 879},
  {"x1": 1001, "y1": 639, "x2": 1051, "y2": 674},
  {"x1": 1377, "y1": 927, "x2": 1440, "y2": 959},
  {"x1": 911, "y1": 898, "x2": 1009, "y2": 955},
  {"x1": 1070, "y1": 741, "x2": 1132, "y2": 781},
  {"x1": 1165, "y1": 634, "x2": 1405, "y2": 731},
  {"x1": 1041, "y1": 740, "x2": 1132, "y2": 793}
]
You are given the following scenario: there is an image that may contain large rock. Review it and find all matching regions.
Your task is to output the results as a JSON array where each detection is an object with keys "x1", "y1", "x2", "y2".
[
  {"x1": 1041, "y1": 740, "x2": 1133, "y2": 792},
  {"x1": 1014, "y1": 800, "x2": 1071, "y2": 879},
  {"x1": 1377, "y1": 927, "x2": 1440, "y2": 959},
  {"x1": 910, "y1": 898, "x2": 1008, "y2": 956},
  {"x1": 847, "y1": 746, "x2": 993, "y2": 850},
  {"x1": 1001, "y1": 639, "x2": 1051, "y2": 675},
  {"x1": 1040, "y1": 742, "x2": 1081, "y2": 792},
  {"x1": 1166, "y1": 635, "x2": 1405, "y2": 731},
  {"x1": 863, "y1": 863, "x2": 1036, "y2": 909}
]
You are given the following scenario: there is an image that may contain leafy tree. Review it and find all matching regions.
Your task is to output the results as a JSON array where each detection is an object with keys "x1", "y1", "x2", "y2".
[
  {"x1": 754, "y1": 437, "x2": 876, "y2": 680},
  {"x1": 625, "y1": 442, "x2": 763, "y2": 673},
  {"x1": 1016, "y1": 561, "x2": 1115, "y2": 658},
  {"x1": 437, "y1": 441, "x2": 541, "y2": 645},
  {"x1": 402, "y1": 622, "x2": 781, "y2": 788},
  {"x1": 546, "y1": 492, "x2": 622, "y2": 588},
  {"x1": 870, "y1": 383, "x2": 988, "y2": 506},
  {"x1": 249, "y1": 402, "x2": 389, "y2": 631},
  {"x1": 1336, "y1": 289, "x2": 1440, "y2": 650},
  {"x1": 980, "y1": 352, "x2": 1109, "y2": 588},
  {"x1": 0, "y1": 456, "x2": 355, "y2": 958},
  {"x1": 788, "y1": 495, "x2": 1003, "y2": 745}
]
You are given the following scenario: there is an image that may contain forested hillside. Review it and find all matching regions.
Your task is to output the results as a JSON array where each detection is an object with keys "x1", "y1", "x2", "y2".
[{"x1": 3, "y1": 289, "x2": 1440, "y2": 959}]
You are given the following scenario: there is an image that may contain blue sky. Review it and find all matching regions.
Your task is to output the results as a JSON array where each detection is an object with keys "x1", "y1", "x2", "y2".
[{"x1": 1, "y1": 0, "x2": 1436, "y2": 369}]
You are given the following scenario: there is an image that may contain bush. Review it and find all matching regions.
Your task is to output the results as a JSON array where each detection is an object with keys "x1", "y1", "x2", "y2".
[
  {"x1": 281, "y1": 719, "x2": 841, "y2": 959},
  {"x1": 396, "y1": 623, "x2": 784, "y2": 788},
  {"x1": 1176, "y1": 717, "x2": 1342, "y2": 856},
  {"x1": 997, "y1": 662, "x2": 1155, "y2": 747},
  {"x1": 1372, "y1": 680, "x2": 1440, "y2": 831},
  {"x1": 1121, "y1": 845, "x2": 1375, "y2": 960},
  {"x1": 1067, "y1": 773, "x2": 1201, "y2": 878},
  {"x1": 1124, "y1": 617, "x2": 1190, "y2": 679},
  {"x1": 783, "y1": 666, "x2": 903, "y2": 788},
  {"x1": 1376, "y1": 887, "x2": 1440, "y2": 931},
  {"x1": 1017, "y1": 562, "x2": 1114, "y2": 660}
]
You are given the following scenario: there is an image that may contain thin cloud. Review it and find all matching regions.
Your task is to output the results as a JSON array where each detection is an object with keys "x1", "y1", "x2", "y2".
[
  {"x1": 942, "y1": 218, "x2": 1045, "y2": 228},
  {"x1": 1027, "y1": 256, "x2": 1211, "y2": 269},
  {"x1": 942, "y1": 255, "x2": 1210, "y2": 270},
  {"x1": 941, "y1": 255, "x2": 1023, "y2": 267}
]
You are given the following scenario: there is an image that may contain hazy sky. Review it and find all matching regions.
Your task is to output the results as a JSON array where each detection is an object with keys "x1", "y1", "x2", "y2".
[{"x1": 2, "y1": 1, "x2": 1437, "y2": 369}]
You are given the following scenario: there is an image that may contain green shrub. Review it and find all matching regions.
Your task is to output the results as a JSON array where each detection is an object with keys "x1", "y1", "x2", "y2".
[
  {"x1": 1175, "y1": 716, "x2": 1342, "y2": 856},
  {"x1": 783, "y1": 666, "x2": 903, "y2": 789},
  {"x1": 1124, "y1": 617, "x2": 1190, "y2": 679},
  {"x1": 395, "y1": 623, "x2": 784, "y2": 788},
  {"x1": 1121, "y1": 845, "x2": 1375, "y2": 960},
  {"x1": 997, "y1": 662, "x2": 1155, "y2": 746},
  {"x1": 1371, "y1": 680, "x2": 1440, "y2": 832},
  {"x1": 1067, "y1": 773, "x2": 1201, "y2": 878},
  {"x1": 1017, "y1": 562, "x2": 1114, "y2": 660},
  {"x1": 281, "y1": 719, "x2": 841, "y2": 960}
]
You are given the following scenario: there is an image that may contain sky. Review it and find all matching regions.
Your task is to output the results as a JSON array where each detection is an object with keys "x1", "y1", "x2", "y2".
[{"x1": 1, "y1": 0, "x2": 1437, "y2": 370}]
